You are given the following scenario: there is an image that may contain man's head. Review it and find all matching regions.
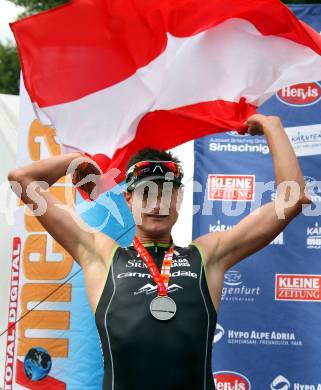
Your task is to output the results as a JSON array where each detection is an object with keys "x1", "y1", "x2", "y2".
[{"x1": 123, "y1": 148, "x2": 184, "y2": 238}]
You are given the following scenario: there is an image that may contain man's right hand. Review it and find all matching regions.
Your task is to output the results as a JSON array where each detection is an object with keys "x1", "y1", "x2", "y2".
[{"x1": 71, "y1": 154, "x2": 102, "y2": 200}]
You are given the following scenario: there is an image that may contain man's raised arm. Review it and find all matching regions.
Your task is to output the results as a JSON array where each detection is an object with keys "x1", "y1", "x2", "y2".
[
  {"x1": 193, "y1": 114, "x2": 311, "y2": 272},
  {"x1": 7, "y1": 152, "x2": 117, "y2": 269}
]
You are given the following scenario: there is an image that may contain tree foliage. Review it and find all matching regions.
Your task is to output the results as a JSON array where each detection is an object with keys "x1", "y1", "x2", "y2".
[
  {"x1": 282, "y1": 0, "x2": 321, "y2": 4},
  {"x1": 0, "y1": 0, "x2": 320, "y2": 95},
  {"x1": 283, "y1": 0, "x2": 321, "y2": 3},
  {"x1": 6, "y1": 0, "x2": 321, "y2": 15},
  {"x1": 0, "y1": 41, "x2": 20, "y2": 95},
  {"x1": 0, "y1": 0, "x2": 67, "y2": 94},
  {"x1": 8, "y1": 0, "x2": 68, "y2": 17},
  {"x1": 5, "y1": 0, "x2": 320, "y2": 18}
]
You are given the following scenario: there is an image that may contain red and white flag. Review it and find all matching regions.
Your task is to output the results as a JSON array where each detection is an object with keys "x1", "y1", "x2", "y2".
[{"x1": 11, "y1": 0, "x2": 321, "y2": 190}]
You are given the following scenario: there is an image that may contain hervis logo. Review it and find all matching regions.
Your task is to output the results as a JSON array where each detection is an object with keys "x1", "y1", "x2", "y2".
[
  {"x1": 214, "y1": 371, "x2": 251, "y2": 390},
  {"x1": 276, "y1": 82, "x2": 321, "y2": 107}
]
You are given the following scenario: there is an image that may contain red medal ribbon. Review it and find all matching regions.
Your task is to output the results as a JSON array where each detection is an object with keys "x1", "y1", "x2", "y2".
[{"x1": 133, "y1": 236, "x2": 174, "y2": 296}]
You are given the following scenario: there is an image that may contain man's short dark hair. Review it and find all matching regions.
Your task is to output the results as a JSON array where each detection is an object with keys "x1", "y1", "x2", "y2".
[{"x1": 126, "y1": 148, "x2": 181, "y2": 171}]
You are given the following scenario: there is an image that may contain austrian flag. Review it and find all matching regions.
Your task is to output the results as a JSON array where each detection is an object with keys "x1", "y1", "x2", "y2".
[{"x1": 11, "y1": 0, "x2": 321, "y2": 192}]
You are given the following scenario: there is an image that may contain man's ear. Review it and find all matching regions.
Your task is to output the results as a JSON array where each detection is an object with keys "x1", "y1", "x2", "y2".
[
  {"x1": 123, "y1": 191, "x2": 132, "y2": 211},
  {"x1": 175, "y1": 186, "x2": 184, "y2": 212}
]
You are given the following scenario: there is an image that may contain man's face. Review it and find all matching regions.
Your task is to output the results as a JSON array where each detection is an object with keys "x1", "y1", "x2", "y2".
[{"x1": 124, "y1": 181, "x2": 183, "y2": 236}]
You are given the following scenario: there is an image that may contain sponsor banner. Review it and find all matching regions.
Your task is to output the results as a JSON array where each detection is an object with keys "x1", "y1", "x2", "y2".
[
  {"x1": 2, "y1": 81, "x2": 134, "y2": 389},
  {"x1": 3, "y1": 238, "x2": 21, "y2": 389},
  {"x1": 285, "y1": 124, "x2": 321, "y2": 157},
  {"x1": 213, "y1": 323, "x2": 304, "y2": 347},
  {"x1": 222, "y1": 270, "x2": 260, "y2": 303},
  {"x1": 193, "y1": 5, "x2": 321, "y2": 388}
]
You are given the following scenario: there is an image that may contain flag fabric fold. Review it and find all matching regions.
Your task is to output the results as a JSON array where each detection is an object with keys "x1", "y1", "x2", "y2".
[{"x1": 11, "y1": 0, "x2": 321, "y2": 197}]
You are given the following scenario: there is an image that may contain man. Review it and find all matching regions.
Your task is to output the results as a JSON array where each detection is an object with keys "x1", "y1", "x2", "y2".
[{"x1": 8, "y1": 114, "x2": 311, "y2": 389}]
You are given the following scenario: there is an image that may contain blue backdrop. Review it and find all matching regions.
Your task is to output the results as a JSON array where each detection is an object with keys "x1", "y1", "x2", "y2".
[{"x1": 193, "y1": 5, "x2": 321, "y2": 389}]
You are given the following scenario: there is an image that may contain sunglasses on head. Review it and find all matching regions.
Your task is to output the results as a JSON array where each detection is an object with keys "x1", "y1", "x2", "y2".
[{"x1": 125, "y1": 160, "x2": 184, "y2": 190}]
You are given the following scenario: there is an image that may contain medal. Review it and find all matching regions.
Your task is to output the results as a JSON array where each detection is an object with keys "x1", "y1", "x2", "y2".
[
  {"x1": 150, "y1": 296, "x2": 177, "y2": 321},
  {"x1": 133, "y1": 236, "x2": 176, "y2": 321}
]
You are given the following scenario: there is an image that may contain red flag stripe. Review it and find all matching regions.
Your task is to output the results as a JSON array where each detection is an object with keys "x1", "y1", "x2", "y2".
[
  {"x1": 11, "y1": 0, "x2": 321, "y2": 107},
  {"x1": 94, "y1": 99, "x2": 257, "y2": 196}
]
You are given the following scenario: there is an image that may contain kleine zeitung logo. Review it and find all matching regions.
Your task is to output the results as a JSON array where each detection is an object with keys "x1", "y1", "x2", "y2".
[
  {"x1": 275, "y1": 274, "x2": 321, "y2": 302},
  {"x1": 208, "y1": 174, "x2": 255, "y2": 202},
  {"x1": 214, "y1": 371, "x2": 251, "y2": 390},
  {"x1": 277, "y1": 82, "x2": 321, "y2": 106}
]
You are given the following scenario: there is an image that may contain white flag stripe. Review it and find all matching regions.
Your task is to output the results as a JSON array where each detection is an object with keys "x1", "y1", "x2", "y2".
[{"x1": 40, "y1": 18, "x2": 321, "y2": 157}]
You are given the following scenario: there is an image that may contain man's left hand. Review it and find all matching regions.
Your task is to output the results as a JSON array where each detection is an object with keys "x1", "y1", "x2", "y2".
[{"x1": 245, "y1": 114, "x2": 281, "y2": 136}]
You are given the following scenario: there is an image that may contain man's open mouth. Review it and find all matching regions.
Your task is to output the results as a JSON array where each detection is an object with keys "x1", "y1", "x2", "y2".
[{"x1": 146, "y1": 213, "x2": 168, "y2": 219}]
